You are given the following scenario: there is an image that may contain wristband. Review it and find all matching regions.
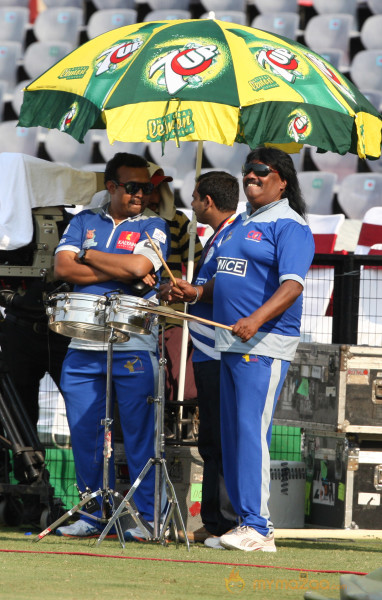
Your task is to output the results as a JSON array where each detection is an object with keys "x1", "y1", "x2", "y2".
[{"x1": 188, "y1": 286, "x2": 200, "y2": 305}]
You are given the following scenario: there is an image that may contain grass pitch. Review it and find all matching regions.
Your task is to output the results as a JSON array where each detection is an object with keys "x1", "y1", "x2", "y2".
[{"x1": 0, "y1": 527, "x2": 381, "y2": 600}]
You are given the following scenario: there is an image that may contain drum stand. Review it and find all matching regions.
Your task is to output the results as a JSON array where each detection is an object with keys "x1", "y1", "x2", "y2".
[
  {"x1": 97, "y1": 321, "x2": 190, "y2": 550},
  {"x1": 33, "y1": 326, "x2": 132, "y2": 544}
]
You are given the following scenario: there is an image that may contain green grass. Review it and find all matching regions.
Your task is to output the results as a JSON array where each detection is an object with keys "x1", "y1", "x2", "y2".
[{"x1": 0, "y1": 528, "x2": 381, "y2": 600}]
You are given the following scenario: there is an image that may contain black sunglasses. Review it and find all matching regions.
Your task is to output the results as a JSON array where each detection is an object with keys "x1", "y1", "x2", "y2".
[
  {"x1": 241, "y1": 163, "x2": 278, "y2": 177},
  {"x1": 114, "y1": 181, "x2": 154, "y2": 195}
]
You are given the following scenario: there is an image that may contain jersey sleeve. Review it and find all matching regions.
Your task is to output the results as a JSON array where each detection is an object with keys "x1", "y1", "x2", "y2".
[
  {"x1": 133, "y1": 216, "x2": 170, "y2": 272},
  {"x1": 276, "y1": 219, "x2": 315, "y2": 288},
  {"x1": 55, "y1": 212, "x2": 84, "y2": 254}
]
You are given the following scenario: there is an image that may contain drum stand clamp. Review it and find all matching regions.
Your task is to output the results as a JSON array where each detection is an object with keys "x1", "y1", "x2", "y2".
[{"x1": 97, "y1": 322, "x2": 190, "y2": 550}]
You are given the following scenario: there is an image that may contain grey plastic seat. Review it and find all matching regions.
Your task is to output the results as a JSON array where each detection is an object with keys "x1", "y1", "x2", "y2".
[
  {"x1": 44, "y1": 0, "x2": 84, "y2": 6},
  {"x1": 44, "y1": 129, "x2": 95, "y2": 168},
  {"x1": 360, "y1": 15, "x2": 382, "y2": 50},
  {"x1": 0, "y1": 7, "x2": 30, "y2": 44},
  {"x1": 200, "y1": 0, "x2": 246, "y2": 11},
  {"x1": 317, "y1": 49, "x2": 345, "y2": 72},
  {"x1": 0, "y1": 120, "x2": 40, "y2": 156},
  {"x1": 146, "y1": 0, "x2": 190, "y2": 8},
  {"x1": 0, "y1": 79, "x2": 6, "y2": 120},
  {"x1": 23, "y1": 41, "x2": 73, "y2": 80},
  {"x1": 87, "y1": 9, "x2": 137, "y2": 39},
  {"x1": 309, "y1": 148, "x2": 358, "y2": 184},
  {"x1": 360, "y1": 89, "x2": 382, "y2": 113},
  {"x1": 97, "y1": 129, "x2": 147, "y2": 163},
  {"x1": 148, "y1": 140, "x2": 197, "y2": 189},
  {"x1": 366, "y1": 0, "x2": 382, "y2": 14},
  {"x1": 350, "y1": 50, "x2": 382, "y2": 91},
  {"x1": 179, "y1": 168, "x2": 226, "y2": 208},
  {"x1": 10, "y1": 78, "x2": 31, "y2": 116},
  {"x1": 366, "y1": 155, "x2": 382, "y2": 174},
  {"x1": 298, "y1": 171, "x2": 338, "y2": 215},
  {"x1": 200, "y1": 10, "x2": 247, "y2": 25},
  {"x1": 33, "y1": 7, "x2": 84, "y2": 47},
  {"x1": 143, "y1": 10, "x2": 191, "y2": 21},
  {"x1": 337, "y1": 173, "x2": 382, "y2": 220},
  {"x1": 203, "y1": 141, "x2": 250, "y2": 175},
  {"x1": 304, "y1": 14, "x2": 354, "y2": 67},
  {"x1": 312, "y1": 0, "x2": 358, "y2": 20},
  {"x1": 0, "y1": 0, "x2": 28, "y2": 5},
  {"x1": 92, "y1": 0, "x2": 136, "y2": 8},
  {"x1": 255, "y1": 0, "x2": 298, "y2": 13},
  {"x1": 251, "y1": 12, "x2": 300, "y2": 40},
  {"x1": 0, "y1": 41, "x2": 22, "y2": 94}
]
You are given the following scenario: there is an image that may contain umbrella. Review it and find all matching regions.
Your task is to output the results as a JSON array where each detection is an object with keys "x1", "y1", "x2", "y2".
[
  {"x1": 18, "y1": 18, "x2": 382, "y2": 159},
  {"x1": 17, "y1": 18, "x2": 382, "y2": 403}
]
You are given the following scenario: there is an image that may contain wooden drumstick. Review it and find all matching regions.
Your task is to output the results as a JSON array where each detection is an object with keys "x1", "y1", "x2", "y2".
[{"x1": 145, "y1": 232, "x2": 179, "y2": 288}]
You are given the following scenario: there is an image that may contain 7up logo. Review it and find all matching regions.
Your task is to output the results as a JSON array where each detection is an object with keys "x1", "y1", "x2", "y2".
[
  {"x1": 95, "y1": 39, "x2": 143, "y2": 76},
  {"x1": 149, "y1": 44, "x2": 219, "y2": 95},
  {"x1": 257, "y1": 47, "x2": 302, "y2": 84}
]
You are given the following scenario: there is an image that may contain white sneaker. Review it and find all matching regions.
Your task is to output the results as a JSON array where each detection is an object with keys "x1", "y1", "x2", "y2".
[
  {"x1": 124, "y1": 521, "x2": 154, "y2": 542},
  {"x1": 56, "y1": 520, "x2": 100, "y2": 537},
  {"x1": 220, "y1": 526, "x2": 276, "y2": 552},
  {"x1": 204, "y1": 536, "x2": 226, "y2": 550}
]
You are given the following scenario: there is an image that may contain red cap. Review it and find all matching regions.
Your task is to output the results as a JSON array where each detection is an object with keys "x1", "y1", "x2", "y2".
[{"x1": 151, "y1": 172, "x2": 173, "y2": 187}]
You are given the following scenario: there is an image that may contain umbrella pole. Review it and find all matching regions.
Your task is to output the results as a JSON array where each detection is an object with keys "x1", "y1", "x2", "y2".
[{"x1": 176, "y1": 141, "x2": 203, "y2": 441}]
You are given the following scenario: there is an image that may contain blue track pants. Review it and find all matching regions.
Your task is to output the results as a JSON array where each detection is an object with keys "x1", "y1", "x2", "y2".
[{"x1": 220, "y1": 352, "x2": 290, "y2": 536}]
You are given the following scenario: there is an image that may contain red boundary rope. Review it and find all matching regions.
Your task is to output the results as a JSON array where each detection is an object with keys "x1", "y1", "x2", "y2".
[{"x1": 0, "y1": 548, "x2": 367, "y2": 575}]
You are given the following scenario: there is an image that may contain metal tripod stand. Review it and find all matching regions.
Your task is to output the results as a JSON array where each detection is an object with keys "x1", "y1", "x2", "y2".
[
  {"x1": 33, "y1": 326, "x2": 134, "y2": 543},
  {"x1": 97, "y1": 321, "x2": 190, "y2": 550}
]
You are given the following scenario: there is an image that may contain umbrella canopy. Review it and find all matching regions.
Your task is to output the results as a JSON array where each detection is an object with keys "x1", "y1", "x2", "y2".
[{"x1": 18, "y1": 18, "x2": 382, "y2": 159}]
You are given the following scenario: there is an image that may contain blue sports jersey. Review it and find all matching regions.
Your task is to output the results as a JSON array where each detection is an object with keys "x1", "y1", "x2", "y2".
[
  {"x1": 55, "y1": 204, "x2": 170, "y2": 352},
  {"x1": 189, "y1": 214, "x2": 239, "y2": 362},
  {"x1": 214, "y1": 199, "x2": 315, "y2": 361}
]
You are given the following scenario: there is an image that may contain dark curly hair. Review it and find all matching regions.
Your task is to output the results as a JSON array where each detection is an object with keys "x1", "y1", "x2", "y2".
[
  {"x1": 104, "y1": 152, "x2": 149, "y2": 185},
  {"x1": 245, "y1": 147, "x2": 306, "y2": 218}
]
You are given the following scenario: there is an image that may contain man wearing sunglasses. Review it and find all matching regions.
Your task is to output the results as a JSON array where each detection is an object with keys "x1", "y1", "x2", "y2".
[
  {"x1": 53, "y1": 153, "x2": 170, "y2": 540},
  {"x1": 163, "y1": 147, "x2": 314, "y2": 552}
]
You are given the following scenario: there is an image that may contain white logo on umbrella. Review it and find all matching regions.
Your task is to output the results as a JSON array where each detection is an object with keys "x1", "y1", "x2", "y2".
[
  {"x1": 149, "y1": 45, "x2": 219, "y2": 95},
  {"x1": 257, "y1": 47, "x2": 302, "y2": 84},
  {"x1": 95, "y1": 39, "x2": 143, "y2": 76}
]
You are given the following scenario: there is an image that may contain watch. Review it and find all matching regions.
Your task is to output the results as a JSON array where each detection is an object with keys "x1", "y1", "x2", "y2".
[{"x1": 77, "y1": 248, "x2": 88, "y2": 264}]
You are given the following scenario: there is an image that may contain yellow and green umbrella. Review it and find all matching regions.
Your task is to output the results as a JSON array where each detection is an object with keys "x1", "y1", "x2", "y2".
[{"x1": 18, "y1": 18, "x2": 382, "y2": 159}]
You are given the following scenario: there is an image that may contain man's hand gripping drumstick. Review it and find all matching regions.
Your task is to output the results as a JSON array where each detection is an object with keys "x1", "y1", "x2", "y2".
[{"x1": 145, "y1": 232, "x2": 179, "y2": 289}]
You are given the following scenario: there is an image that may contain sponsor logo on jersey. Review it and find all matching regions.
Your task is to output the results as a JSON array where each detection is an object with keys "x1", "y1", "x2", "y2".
[
  {"x1": 152, "y1": 228, "x2": 167, "y2": 245},
  {"x1": 246, "y1": 230, "x2": 262, "y2": 242},
  {"x1": 116, "y1": 231, "x2": 140, "y2": 250},
  {"x1": 216, "y1": 257, "x2": 247, "y2": 277},
  {"x1": 83, "y1": 229, "x2": 98, "y2": 248},
  {"x1": 242, "y1": 354, "x2": 259, "y2": 363}
]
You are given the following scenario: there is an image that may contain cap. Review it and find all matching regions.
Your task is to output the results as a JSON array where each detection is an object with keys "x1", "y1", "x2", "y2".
[{"x1": 151, "y1": 172, "x2": 173, "y2": 188}]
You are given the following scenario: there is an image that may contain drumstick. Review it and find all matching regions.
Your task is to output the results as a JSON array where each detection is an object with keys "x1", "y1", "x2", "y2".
[
  {"x1": 145, "y1": 232, "x2": 179, "y2": 288},
  {"x1": 132, "y1": 302, "x2": 233, "y2": 331}
]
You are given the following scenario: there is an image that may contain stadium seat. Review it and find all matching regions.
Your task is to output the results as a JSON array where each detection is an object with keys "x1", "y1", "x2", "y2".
[
  {"x1": 200, "y1": 0, "x2": 246, "y2": 11},
  {"x1": 143, "y1": 10, "x2": 191, "y2": 21},
  {"x1": 0, "y1": 41, "x2": 22, "y2": 95},
  {"x1": 44, "y1": 0, "x2": 83, "y2": 7},
  {"x1": 298, "y1": 171, "x2": 338, "y2": 215},
  {"x1": 10, "y1": 78, "x2": 31, "y2": 116},
  {"x1": 179, "y1": 168, "x2": 225, "y2": 208},
  {"x1": 350, "y1": 50, "x2": 382, "y2": 91},
  {"x1": 33, "y1": 7, "x2": 84, "y2": 47},
  {"x1": 44, "y1": 129, "x2": 95, "y2": 168},
  {"x1": 316, "y1": 49, "x2": 345, "y2": 72},
  {"x1": 360, "y1": 89, "x2": 382, "y2": 113},
  {"x1": 148, "y1": 140, "x2": 198, "y2": 190},
  {"x1": 203, "y1": 141, "x2": 250, "y2": 175},
  {"x1": 87, "y1": 9, "x2": 137, "y2": 39},
  {"x1": 0, "y1": 7, "x2": 30, "y2": 45},
  {"x1": 309, "y1": 148, "x2": 358, "y2": 184},
  {"x1": 337, "y1": 173, "x2": 382, "y2": 220},
  {"x1": 251, "y1": 12, "x2": 300, "y2": 39},
  {"x1": 304, "y1": 14, "x2": 355, "y2": 67},
  {"x1": 0, "y1": 79, "x2": 6, "y2": 120},
  {"x1": 0, "y1": 121, "x2": 39, "y2": 156},
  {"x1": 97, "y1": 129, "x2": 147, "y2": 163},
  {"x1": 145, "y1": 0, "x2": 190, "y2": 9},
  {"x1": 200, "y1": 11, "x2": 247, "y2": 25},
  {"x1": 312, "y1": 0, "x2": 358, "y2": 20},
  {"x1": 354, "y1": 207, "x2": 382, "y2": 255},
  {"x1": 254, "y1": 0, "x2": 298, "y2": 13},
  {"x1": 301, "y1": 212, "x2": 345, "y2": 344},
  {"x1": 366, "y1": 154, "x2": 382, "y2": 174},
  {"x1": 23, "y1": 41, "x2": 73, "y2": 80},
  {"x1": 360, "y1": 15, "x2": 382, "y2": 50},
  {"x1": 366, "y1": 0, "x2": 382, "y2": 14}
]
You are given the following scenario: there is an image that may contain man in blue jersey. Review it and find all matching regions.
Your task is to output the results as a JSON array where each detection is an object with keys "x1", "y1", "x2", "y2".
[
  {"x1": 53, "y1": 153, "x2": 170, "y2": 539},
  {"x1": 185, "y1": 171, "x2": 239, "y2": 546},
  {"x1": 163, "y1": 147, "x2": 315, "y2": 552}
]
